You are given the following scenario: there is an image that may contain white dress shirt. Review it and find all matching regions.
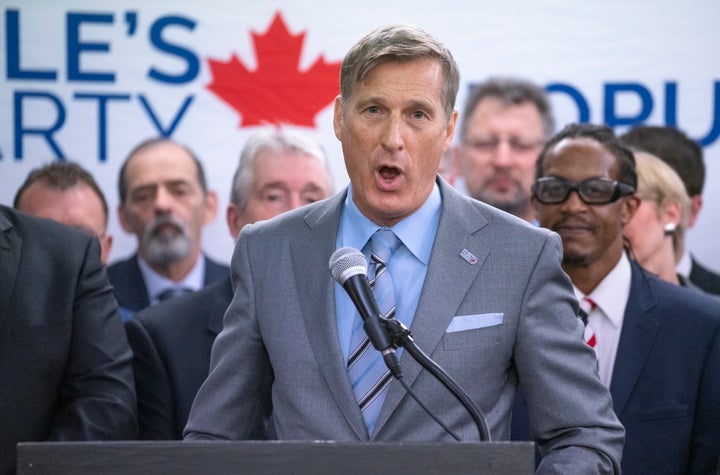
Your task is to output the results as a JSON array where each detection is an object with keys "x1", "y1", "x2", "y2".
[{"x1": 573, "y1": 252, "x2": 632, "y2": 387}]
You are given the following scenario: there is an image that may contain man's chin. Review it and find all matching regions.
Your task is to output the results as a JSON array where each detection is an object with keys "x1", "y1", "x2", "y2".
[
  {"x1": 562, "y1": 252, "x2": 593, "y2": 268},
  {"x1": 144, "y1": 238, "x2": 192, "y2": 266}
]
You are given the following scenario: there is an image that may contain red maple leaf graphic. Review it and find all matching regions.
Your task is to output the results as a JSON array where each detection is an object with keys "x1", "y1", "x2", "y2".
[{"x1": 206, "y1": 12, "x2": 341, "y2": 128}]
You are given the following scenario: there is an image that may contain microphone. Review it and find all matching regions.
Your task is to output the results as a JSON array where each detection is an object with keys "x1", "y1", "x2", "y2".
[
  {"x1": 330, "y1": 247, "x2": 489, "y2": 441},
  {"x1": 329, "y1": 247, "x2": 401, "y2": 377}
]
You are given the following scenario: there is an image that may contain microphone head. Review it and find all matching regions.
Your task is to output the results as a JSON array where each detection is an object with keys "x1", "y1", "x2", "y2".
[{"x1": 329, "y1": 247, "x2": 367, "y2": 285}]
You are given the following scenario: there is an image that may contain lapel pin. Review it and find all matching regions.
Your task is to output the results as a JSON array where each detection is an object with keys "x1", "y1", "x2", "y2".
[{"x1": 460, "y1": 248, "x2": 478, "y2": 265}]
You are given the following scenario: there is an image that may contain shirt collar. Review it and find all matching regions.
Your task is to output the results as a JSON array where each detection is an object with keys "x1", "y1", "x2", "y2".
[
  {"x1": 341, "y1": 183, "x2": 441, "y2": 265},
  {"x1": 573, "y1": 252, "x2": 632, "y2": 329},
  {"x1": 676, "y1": 250, "x2": 692, "y2": 278},
  {"x1": 138, "y1": 254, "x2": 206, "y2": 302}
]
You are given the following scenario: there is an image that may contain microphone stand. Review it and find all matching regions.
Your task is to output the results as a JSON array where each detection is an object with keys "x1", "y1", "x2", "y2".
[{"x1": 383, "y1": 318, "x2": 492, "y2": 442}]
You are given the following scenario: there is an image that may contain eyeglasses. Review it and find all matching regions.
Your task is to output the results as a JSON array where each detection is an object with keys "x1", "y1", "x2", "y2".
[
  {"x1": 463, "y1": 136, "x2": 544, "y2": 154},
  {"x1": 532, "y1": 177, "x2": 635, "y2": 205}
]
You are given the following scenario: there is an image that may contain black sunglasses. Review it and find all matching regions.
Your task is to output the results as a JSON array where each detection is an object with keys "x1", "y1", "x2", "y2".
[{"x1": 532, "y1": 177, "x2": 635, "y2": 205}]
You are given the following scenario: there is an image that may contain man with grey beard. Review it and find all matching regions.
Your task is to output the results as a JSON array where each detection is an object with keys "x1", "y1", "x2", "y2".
[{"x1": 108, "y1": 138, "x2": 228, "y2": 321}]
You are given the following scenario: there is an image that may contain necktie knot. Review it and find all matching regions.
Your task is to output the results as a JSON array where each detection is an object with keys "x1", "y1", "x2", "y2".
[
  {"x1": 156, "y1": 287, "x2": 192, "y2": 302},
  {"x1": 371, "y1": 229, "x2": 401, "y2": 265},
  {"x1": 578, "y1": 297, "x2": 597, "y2": 325}
]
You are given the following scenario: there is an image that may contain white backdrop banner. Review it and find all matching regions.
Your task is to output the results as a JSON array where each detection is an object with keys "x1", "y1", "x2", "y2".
[{"x1": 1, "y1": 0, "x2": 718, "y2": 271}]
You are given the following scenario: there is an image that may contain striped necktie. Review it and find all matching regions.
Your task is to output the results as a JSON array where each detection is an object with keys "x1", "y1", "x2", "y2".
[
  {"x1": 578, "y1": 297, "x2": 597, "y2": 348},
  {"x1": 347, "y1": 229, "x2": 401, "y2": 435}
]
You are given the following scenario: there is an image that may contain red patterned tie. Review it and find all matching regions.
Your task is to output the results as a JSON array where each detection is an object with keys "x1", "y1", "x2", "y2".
[{"x1": 579, "y1": 297, "x2": 597, "y2": 348}]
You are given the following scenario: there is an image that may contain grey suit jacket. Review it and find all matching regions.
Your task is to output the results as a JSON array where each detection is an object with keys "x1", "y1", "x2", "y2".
[{"x1": 185, "y1": 180, "x2": 624, "y2": 473}]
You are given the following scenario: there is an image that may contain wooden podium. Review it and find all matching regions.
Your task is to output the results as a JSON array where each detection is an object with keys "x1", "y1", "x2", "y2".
[{"x1": 16, "y1": 440, "x2": 535, "y2": 474}]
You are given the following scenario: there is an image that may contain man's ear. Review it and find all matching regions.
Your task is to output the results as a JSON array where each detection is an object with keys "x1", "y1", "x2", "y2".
[
  {"x1": 620, "y1": 195, "x2": 641, "y2": 226},
  {"x1": 118, "y1": 204, "x2": 133, "y2": 233},
  {"x1": 332, "y1": 95, "x2": 343, "y2": 141},
  {"x1": 444, "y1": 110, "x2": 458, "y2": 150},
  {"x1": 226, "y1": 204, "x2": 245, "y2": 241},
  {"x1": 203, "y1": 190, "x2": 219, "y2": 225},
  {"x1": 687, "y1": 194, "x2": 702, "y2": 228}
]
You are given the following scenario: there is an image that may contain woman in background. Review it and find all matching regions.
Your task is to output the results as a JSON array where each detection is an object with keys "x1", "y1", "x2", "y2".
[{"x1": 623, "y1": 151, "x2": 691, "y2": 286}]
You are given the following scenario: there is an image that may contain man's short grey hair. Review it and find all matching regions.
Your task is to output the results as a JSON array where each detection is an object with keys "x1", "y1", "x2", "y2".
[
  {"x1": 339, "y1": 24, "x2": 460, "y2": 120},
  {"x1": 460, "y1": 77, "x2": 555, "y2": 139},
  {"x1": 230, "y1": 129, "x2": 330, "y2": 211}
]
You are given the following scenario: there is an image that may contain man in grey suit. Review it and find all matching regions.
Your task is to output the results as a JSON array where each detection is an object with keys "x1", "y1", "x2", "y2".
[{"x1": 185, "y1": 23, "x2": 624, "y2": 473}]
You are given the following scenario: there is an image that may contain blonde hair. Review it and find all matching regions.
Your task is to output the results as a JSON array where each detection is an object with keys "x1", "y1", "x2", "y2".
[{"x1": 634, "y1": 151, "x2": 690, "y2": 254}]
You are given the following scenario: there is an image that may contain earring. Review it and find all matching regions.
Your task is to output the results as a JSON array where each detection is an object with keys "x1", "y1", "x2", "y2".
[{"x1": 663, "y1": 222, "x2": 677, "y2": 236}]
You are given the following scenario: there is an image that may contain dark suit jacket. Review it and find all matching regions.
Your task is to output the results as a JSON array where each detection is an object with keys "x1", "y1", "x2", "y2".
[
  {"x1": 512, "y1": 260, "x2": 720, "y2": 474},
  {"x1": 0, "y1": 206, "x2": 138, "y2": 474},
  {"x1": 124, "y1": 275, "x2": 232, "y2": 439},
  {"x1": 690, "y1": 256, "x2": 720, "y2": 295},
  {"x1": 107, "y1": 253, "x2": 229, "y2": 320}
]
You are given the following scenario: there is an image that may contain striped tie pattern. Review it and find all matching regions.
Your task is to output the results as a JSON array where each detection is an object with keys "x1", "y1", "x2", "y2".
[
  {"x1": 347, "y1": 229, "x2": 401, "y2": 434},
  {"x1": 579, "y1": 297, "x2": 597, "y2": 348}
]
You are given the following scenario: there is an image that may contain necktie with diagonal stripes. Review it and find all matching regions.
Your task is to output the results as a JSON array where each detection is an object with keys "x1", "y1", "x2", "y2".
[
  {"x1": 347, "y1": 229, "x2": 401, "y2": 435},
  {"x1": 579, "y1": 297, "x2": 597, "y2": 348}
]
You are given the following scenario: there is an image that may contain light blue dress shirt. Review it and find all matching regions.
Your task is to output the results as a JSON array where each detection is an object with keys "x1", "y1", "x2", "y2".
[
  {"x1": 334, "y1": 183, "x2": 442, "y2": 361},
  {"x1": 138, "y1": 255, "x2": 206, "y2": 305}
]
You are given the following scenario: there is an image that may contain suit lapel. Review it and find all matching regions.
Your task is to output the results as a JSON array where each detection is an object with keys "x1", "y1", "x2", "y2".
[
  {"x1": 112, "y1": 256, "x2": 150, "y2": 313},
  {"x1": 609, "y1": 262, "x2": 660, "y2": 415},
  {"x1": 290, "y1": 191, "x2": 368, "y2": 439},
  {"x1": 0, "y1": 209, "x2": 21, "y2": 334},
  {"x1": 375, "y1": 181, "x2": 489, "y2": 433}
]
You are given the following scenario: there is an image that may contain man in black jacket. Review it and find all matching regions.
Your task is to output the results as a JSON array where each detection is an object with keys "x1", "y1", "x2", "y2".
[{"x1": 0, "y1": 205, "x2": 137, "y2": 474}]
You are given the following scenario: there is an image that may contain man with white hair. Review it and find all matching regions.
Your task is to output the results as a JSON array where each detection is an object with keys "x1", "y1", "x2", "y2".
[{"x1": 125, "y1": 129, "x2": 334, "y2": 439}]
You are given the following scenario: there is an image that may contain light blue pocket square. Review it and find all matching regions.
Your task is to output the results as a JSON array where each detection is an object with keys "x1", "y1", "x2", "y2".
[{"x1": 446, "y1": 313, "x2": 504, "y2": 333}]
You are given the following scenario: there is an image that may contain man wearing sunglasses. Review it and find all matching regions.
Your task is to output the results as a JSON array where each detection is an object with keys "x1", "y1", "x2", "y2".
[{"x1": 521, "y1": 123, "x2": 720, "y2": 473}]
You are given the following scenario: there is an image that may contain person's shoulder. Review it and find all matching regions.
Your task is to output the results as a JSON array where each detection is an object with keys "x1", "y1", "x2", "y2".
[
  {"x1": 107, "y1": 255, "x2": 139, "y2": 276},
  {"x1": 134, "y1": 289, "x2": 201, "y2": 329},
  {"x1": 0, "y1": 204, "x2": 16, "y2": 229},
  {"x1": 133, "y1": 276, "x2": 231, "y2": 333},
  {"x1": 2, "y1": 205, "x2": 80, "y2": 236},
  {"x1": 689, "y1": 256, "x2": 720, "y2": 294},
  {"x1": 441, "y1": 182, "x2": 550, "y2": 239},
  {"x1": 638, "y1": 265, "x2": 720, "y2": 326},
  {"x1": 203, "y1": 255, "x2": 229, "y2": 279},
  {"x1": 243, "y1": 192, "x2": 343, "y2": 237},
  {"x1": 2, "y1": 205, "x2": 93, "y2": 252}
]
